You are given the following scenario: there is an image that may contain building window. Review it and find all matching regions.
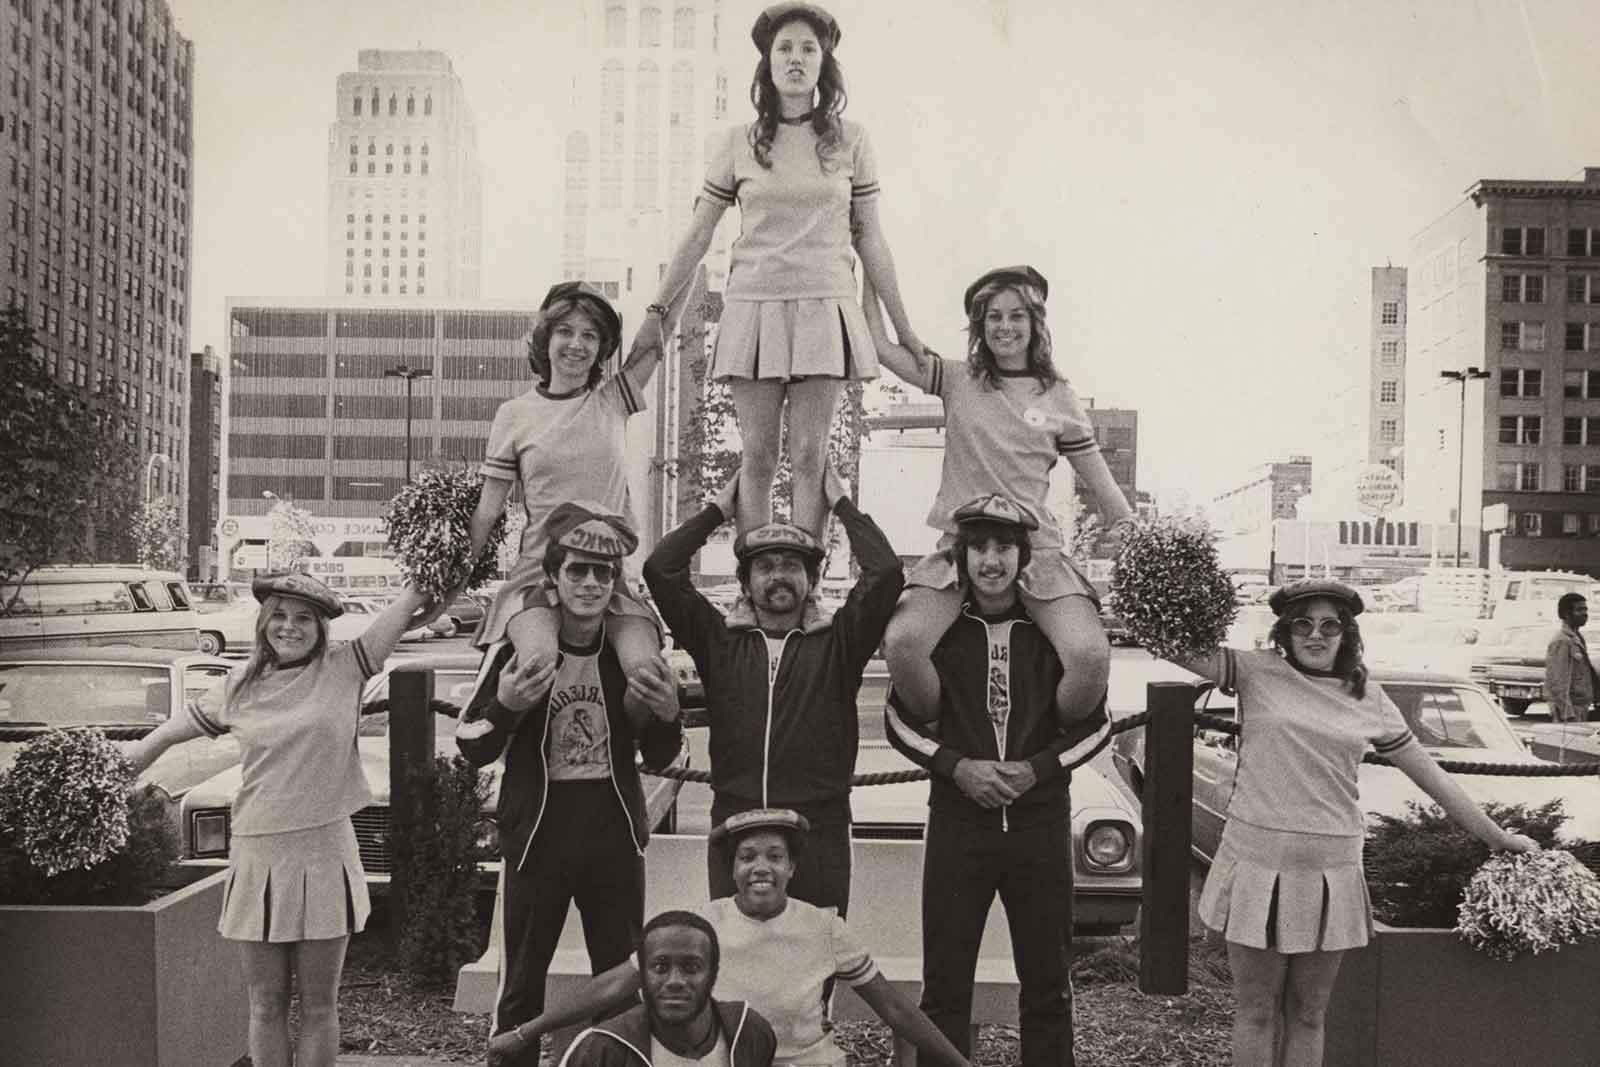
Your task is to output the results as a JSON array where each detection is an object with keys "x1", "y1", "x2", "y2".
[
  {"x1": 1566, "y1": 322, "x2": 1599, "y2": 352},
  {"x1": 1380, "y1": 339, "x2": 1400, "y2": 361},
  {"x1": 1565, "y1": 513, "x2": 1583, "y2": 535},
  {"x1": 1568, "y1": 228, "x2": 1599, "y2": 258},
  {"x1": 1563, "y1": 416, "x2": 1600, "y2": 444},
  {"x1": 388, "y1": 94, "x2": 397, "y2": 116},
  {"x1": 1565, "y1": 465, "x2": 1583, "y2": 492},
  {"x1": 1516, "y1": 512, "x2": 1543, "y2": 536},
  {"x1": 1501, "y1": 367, "x2": 1542, "y2": 397},
  {"x1": 1501, "y1": 273, "x2": 1545, "y2": 303},
  {"x1": 1380, "y1": 301, "x2": 1399, "y2": 325},
  {"x1": 1378, "y1": 379, "x2": 1399, "y2": 404},
  {"x1": 605, "y1": 3, "x2": 627, "y2": 46},
  {"x1": 674, "y1": 6, "x2": 696, "y2": 47},
  {"x1": 1501, "y1": 321, "x2": 1546, "y2": 351},
  {"x1": 1380, "y1": 457, "x2": 1398, "y2": 471},
  {"x1": 640, "y1": 6, "x2": 661, "y2": 45},
  {"x1": 1563, "y1": 369, "x2": 1600, "y2": 398},
  {"x1": 1498, "y1": 415, "x2": 1541, "y2": 444},
  {"x1": 424, "y1": 95, "x2": 433, "y2": 116},
  {"x1": 1568, "y1": 275, "x2": 1600, "y2": 304},
  {"x1": 1502, "y1": 227, "x2": 1546, "y2": 256},
  {"x1": 353, "y1": 94, "x2": 362, "y2": 116},
  {"x1": 1496, "y1": 463, "x2": 1543, "y2": 492},
  {"x1": 1378, "y1": 417, "x2": 1398, "y2": 443},
  {"x1": 406, "y1": 93, "x2": 415, "y2": 116}
]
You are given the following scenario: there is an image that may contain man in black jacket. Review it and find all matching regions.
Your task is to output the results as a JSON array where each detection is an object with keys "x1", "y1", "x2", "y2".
[
  {"x1": 884, "y1": 494, "x2": 1111, "y2": 1067},
  {"x1": 644, "y1": 468, "x2": 903, "y2": 917},
  {"x1": 458, "y1": 504, "x2": 683, "y2": 1063}
]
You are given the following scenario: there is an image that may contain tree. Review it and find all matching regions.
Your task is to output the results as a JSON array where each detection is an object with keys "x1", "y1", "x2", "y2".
[
  {"x1": 265, "y1": 496, "x2": 317, "y2": 572},
  {"x1": 0, "y1": 306, "x2": 140, "y2": 608},
  {"x1": 1064, "y1": 493, "x2": 1105, "y2": 566},
  {"x1": 131, "y1": 498, "x2": 186, "y2": 572}
]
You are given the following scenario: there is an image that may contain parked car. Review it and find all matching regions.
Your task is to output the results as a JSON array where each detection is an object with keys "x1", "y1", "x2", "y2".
[
  {"x1": 1468, "y1": 622, "x2": 1577, "y2": 714},
  {"x1": 1100, "y1": 608, "x2": 1136, "y2": 647},
  {"x1": 675, "y1": 660, "x2": 1143, "y2": 934},
  {"x1": 426, "y1": 593, "x2": 488, "y2": 639},
  {"x1": 331, "y1": 596, "x2": 433, "y2": 644},
  {"x1": 1110, "y1": 667, "x2": 1600, "y2": 866},
  {"x1": 176, "y1": 651, "x2": 689, "y2": 886},
  {"x1": 0, "y1": 565, "x2": 201, "y2": 651},
  {"x1": 188, "y1": 582, "x2": 253, "y2": 612},
  {"x1": 0, "y1": 646, "x2": 241, "y2": 802},
  {"x1": 193, "y1": 598, "x2": 260, "y2": 656},
  {"x1": 1503, "y1": 711, "x2": 1600, "y2": 766}
]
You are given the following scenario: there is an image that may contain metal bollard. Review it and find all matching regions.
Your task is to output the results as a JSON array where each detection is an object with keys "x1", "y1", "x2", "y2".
[
  {"x1": 1139, "y1": 681, "x2": 1197, "y2": 994},
  {"x1": 389, "y1": 667, "x2": 436, "y2": 939}
]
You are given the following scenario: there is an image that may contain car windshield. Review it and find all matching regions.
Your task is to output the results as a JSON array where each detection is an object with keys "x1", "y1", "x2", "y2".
[
  {"x1": 1385, "y1": 683, "x2": 1524, "y2": 751},
  {"x1": 0, "y1": 663, "x2": 171, "y2": 726}
]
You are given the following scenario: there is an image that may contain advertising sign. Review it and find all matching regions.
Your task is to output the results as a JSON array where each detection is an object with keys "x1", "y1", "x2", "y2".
[{"x1": 1354, "y1": 465, "x2": 1403, "y2": 517}]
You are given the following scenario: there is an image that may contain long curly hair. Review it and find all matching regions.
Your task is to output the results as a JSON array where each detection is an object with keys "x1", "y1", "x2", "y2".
[
  {"x1": 965, "y1": 281, "x2": 1061, "y2": 393},
  {"x1": 526, "y1": 295, "x2": 618, "y2": 390},
  {"x1": 1269, "y1": 603, "x2": 1368, "y2": 700},
  {"x1": 748, "y1": 12, "x2": 847, "y2": 171},
  {"x1": 232, "y1": 593, "x2": 331, "y2": 704}
]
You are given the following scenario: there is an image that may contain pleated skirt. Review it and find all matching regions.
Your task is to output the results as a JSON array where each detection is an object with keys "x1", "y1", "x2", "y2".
[
  {"x1": 475, "y1": 554, "x2": 660, "y2": 649},
  {"x1": 711, "y1": 296, "x2": 880, "y2": 381},
  {"x1": 905, "y1": 536, "x2": 1099, "y2": 605},
  {"x1": 219, "y1": 818, "x2": 371, "y2": 943},
  {"x1": 1198, "y1": 817, "x2": 1372, "y2": 953}
]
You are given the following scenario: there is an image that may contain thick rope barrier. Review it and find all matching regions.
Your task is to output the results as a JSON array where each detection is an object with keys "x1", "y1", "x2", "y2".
[{"x1": 641, "y1": 707, "x2": 1600, "y2": 784}]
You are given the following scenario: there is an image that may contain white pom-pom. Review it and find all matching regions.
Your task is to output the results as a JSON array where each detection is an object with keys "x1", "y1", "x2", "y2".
[
  {"x1": 1109, "y1": 516, "x2": 1237, "y2": 661},
  {"x1": 1456, "y1": 850, "x2": 1600, "y2": 961}
]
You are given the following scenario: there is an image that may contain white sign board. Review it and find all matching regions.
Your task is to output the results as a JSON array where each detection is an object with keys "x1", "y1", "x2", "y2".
[
  {"x1": 1481, "y1": 502, "x2": 1509, "y2": 533},
  {"x1": 1354, "y1": 465, "x2": 1403, "y2": 517}
]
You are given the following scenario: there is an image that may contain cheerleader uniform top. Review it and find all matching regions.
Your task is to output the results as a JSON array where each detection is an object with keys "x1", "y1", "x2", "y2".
[
  {"x1": 184, "y1": 637, "x2": 380, "y2": 837},
  {"x1": 479, "y1": 374, "x2": 646, "y2": 566},
  {"x1": 902, "y1": 359, "x2": 1101, "y2": 551},
  {"x1": 1208, "y1": 648, "x2": 1421, "y2": 836},
  {"x1": 701, "y1": 119, "x2": 879, "y2": 301}
]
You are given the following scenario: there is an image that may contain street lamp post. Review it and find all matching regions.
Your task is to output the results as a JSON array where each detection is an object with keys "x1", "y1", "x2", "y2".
[
  {"x1": 383, "y1": 364, "x2": 434, "y2": 484},
  {"x1": 1439, "y1": 367, "x2": 1491, "y2": 568}
]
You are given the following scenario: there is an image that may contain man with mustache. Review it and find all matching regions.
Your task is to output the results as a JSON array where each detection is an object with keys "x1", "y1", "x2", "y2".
[
  {"x1": 644, "y1": 467, "x2": 903, "y2": 917},
  {"x1": 883, "y1": 494, "x2": 1111, "y2": 1067},
  {"x1": 538, "y1": 910, "x2": 776, "y2": 1067}
]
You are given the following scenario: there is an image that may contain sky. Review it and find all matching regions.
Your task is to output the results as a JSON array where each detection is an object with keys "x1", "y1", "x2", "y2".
[{"x1": 168, "y1": 0, "x2": 1600, "y2": 509}]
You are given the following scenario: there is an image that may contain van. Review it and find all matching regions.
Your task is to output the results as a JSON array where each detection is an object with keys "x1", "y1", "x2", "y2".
[{"x1": 0, "y1": 565, "x2": 201, "y2": 651}]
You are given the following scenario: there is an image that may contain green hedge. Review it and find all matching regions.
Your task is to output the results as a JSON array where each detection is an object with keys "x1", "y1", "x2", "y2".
[{"x1": 392, "y1": 754, "x2": 489, "y2": 986}]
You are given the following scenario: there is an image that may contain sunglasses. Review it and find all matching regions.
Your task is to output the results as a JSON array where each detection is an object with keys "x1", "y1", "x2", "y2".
[
  {"x1": 560, "y1": 561, "x2": 617, "y2": 583},
  {"x1": 1289, "y1": 617, "x2": 1345, "y2": 638}
]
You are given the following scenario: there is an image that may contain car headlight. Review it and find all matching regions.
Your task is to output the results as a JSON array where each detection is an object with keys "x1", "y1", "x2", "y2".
[
  {"x1": 1082, "y1": 820, "x2": 1134, "y2": 872},
  {"x1": 472, "y1": 818, "x2": 500, "y2": 860},
  {"x1": 191, "y1": 809, "x2": 230, "y2": 858}
]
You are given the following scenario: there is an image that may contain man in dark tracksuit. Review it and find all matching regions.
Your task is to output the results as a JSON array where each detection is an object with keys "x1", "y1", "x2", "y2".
[
  {"x1": 884, "y1": 494, "x2": 1111, "y2": 1067},
  {"x1": 644, "y1": 469, "x2": 903, "y2": 917},
  {"x1": 457, "y1": 505, "x2": 684, "y2": 1062}
]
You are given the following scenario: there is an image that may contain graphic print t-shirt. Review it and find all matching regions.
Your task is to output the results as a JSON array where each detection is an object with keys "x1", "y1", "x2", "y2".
[{"x1": 545, "y1": 648, "x2": 612, "y2": 782}]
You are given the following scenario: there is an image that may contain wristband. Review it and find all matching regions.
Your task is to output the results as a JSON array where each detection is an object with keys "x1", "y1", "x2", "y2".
[{"x1": 646, "y1": 303, "x2": 669, "y2": 318}]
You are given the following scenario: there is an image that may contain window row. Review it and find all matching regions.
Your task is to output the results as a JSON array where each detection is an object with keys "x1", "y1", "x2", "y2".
[
  {"x1": 1336, "y1": 520, "x2": 1422, "y2": 547},
  {"x1": 1499, "y1": 273, "x2": 1600, "y2": 304},
  {"x1": 348, "y1": 159, "x2": 429, "y2": 176},
  {"x1": 350, "y1": 90, "x2": 433, "y2": 118},
  {"x1": 348, "y1": 139, "x2": 430, "y2": 157},
  {"x1": 1500, "y1": 226, "x2": 1600, "y2": 258},
  {"x1": 345, "y1": 212, "x2": 427, "y2": 225},
  {"x1": 1503, "y1": 367, "x2": 1600, "y2": 399},
  {"x1": 1504, "y1": 511, "x2": 1600, "y2": 538},
  {"x1": 1500, "y1": 321, "x2": 1600, "y2": 352},
  {"x1": 603, "y1": 5, "x2": 701, "y2": 49}
]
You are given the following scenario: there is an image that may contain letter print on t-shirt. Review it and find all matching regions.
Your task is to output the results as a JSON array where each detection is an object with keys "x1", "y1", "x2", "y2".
[{"x1": 546, "y1": 650, "x2": 612, "y2": 781}]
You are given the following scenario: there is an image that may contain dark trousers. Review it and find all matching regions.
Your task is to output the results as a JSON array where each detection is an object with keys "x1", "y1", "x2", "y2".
[
  {"x1": 917, "y1": 813, "x2": 1075, "y2": 1067},
  {"x1": 707, "y1": 793, "x2": 853, "y2": 918},
  {"x1": 494, "y1": 779, "x2": 644, "y2": 1061}
]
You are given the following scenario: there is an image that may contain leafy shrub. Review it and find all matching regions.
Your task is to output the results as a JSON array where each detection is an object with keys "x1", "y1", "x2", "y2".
[
  {"x1": 392, "y1": 754, "x2": 489, "y2": 985},
  {"x1": 1365, "y1": 799, "x2": 1570, "y2": 928},
  {"x1": 0, "y1": 784, "x2": 178, "y2": 905},
  {"x1": 0, "y1": 728, "x2": 135, "y2": 876}
]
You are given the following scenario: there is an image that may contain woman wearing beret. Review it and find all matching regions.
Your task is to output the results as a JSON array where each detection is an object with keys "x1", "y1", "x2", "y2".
[
  {"x1": 129, "y1": 572, "x2": 431, "y2": 1067},
  {"x1": 1172, "y1": 579, "x2": 1536, "y2": 1067},
  {"x1": 462, "y1": 280, "x2": 671, "y2": 687},
  {"x1": 863, "y1": 266, "x2": 1133, "y2": 732},
  {"x1": 643, "y1": 1, "x2": 924, "y2": 543},
  {"x1": 489, "y1": 810, "x2": 969, "y2": 1067}
]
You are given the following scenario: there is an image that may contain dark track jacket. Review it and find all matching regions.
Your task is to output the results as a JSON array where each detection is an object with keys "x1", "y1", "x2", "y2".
[
  {"x1": 556, "y1": 1000, "x2": 777, "y2": 1067},
  {"x1": 643, "y1": 498, "x2": 903, "y2": 808},
  {"x1": 456, "y1": 637, "x2": 683, "y2": 872},
  {"x1": 884, "y1": 600, "x2": 1112, "y2": 830}
]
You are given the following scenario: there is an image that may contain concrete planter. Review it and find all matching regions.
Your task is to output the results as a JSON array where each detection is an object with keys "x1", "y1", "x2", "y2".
[
  {"x1": 0, "y1": 870, "x2": 248, "y2": 1066},
  {"x1": 1324, "y1": 921, "x2": 1600, "y2": 1066}
]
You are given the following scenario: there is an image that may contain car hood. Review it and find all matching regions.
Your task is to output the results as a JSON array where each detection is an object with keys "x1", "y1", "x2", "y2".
[{"x1": 1357, "y1": 760, "x2": 1600, "y2": 842}]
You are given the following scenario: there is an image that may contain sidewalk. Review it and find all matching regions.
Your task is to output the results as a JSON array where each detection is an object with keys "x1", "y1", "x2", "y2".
[{"x1": 337, "y1": 1057, "x2": 465, "y2": 1066}]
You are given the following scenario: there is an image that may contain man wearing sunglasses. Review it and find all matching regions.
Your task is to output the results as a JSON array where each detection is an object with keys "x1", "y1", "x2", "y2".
[{"x1": 458, "y1": 504, "x2": 684, "y2": 1063}]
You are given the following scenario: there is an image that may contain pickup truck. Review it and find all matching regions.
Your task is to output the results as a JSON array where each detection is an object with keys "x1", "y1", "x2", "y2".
[{"x1": 1467, "y1": 622, "x2": 1595, "y2": 714}]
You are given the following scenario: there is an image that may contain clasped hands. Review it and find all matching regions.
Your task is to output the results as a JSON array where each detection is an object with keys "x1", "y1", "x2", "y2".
[
  {"x1": 495, "y1": 649, "x2": 680, "y2": 724},
  {"x1": 952, "y1": 758, "x2": 1037, "y2": 809}
]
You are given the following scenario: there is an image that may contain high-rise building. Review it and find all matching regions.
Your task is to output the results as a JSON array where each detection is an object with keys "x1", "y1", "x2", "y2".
[
  {"x1": 1367, "y1": 267, "x2": 1407, "y2": 476},
  {"x1": 1, "y1": 0, "x2": 196, "y2": 540},
  {"x1": 326, "y1": 50, "x2": 482, "y2": 302},
  {"x1": 1081, "y1": 402, "x2": 1138, "y2": 507},
  {"x1": 560, "y1": 2, "x2": 732, "y2": 548},
  {"x1": 218, "y1": 300, "x2": 539, "y2": 578},
  {"x1": 1406, "y1": 167, "x2": 1600, "y2": 572},
  {"x1": 186, "y1": 345, "x2": 221, "y2": 579}
]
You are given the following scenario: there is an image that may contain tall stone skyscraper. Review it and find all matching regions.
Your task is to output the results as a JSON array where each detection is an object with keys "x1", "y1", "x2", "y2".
[{"x1": 326, "y1": 50, "x2": 482, "y2": 300}]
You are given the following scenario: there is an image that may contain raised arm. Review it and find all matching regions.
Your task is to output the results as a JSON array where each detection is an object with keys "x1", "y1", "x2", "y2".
[
  {"x1": 1385, "y1": 744, "x2": 1537, "y2": 852},
  {"x1": 852, "y1": 975, "x2": 971, "y2": 1067},
  {"x1": 852, "y1": 197, "x2": 924, "y2": 357},
  {"x1": 650, "y1": 197, "x2": 727, "y2": 329},
  {"x1": 619, "y1": 284, "x2": 693, "y2": 400},
  {"x1": 125, "y1": 704, "x2": 208, "y2": 776},
  {"x1": 861, "y1": 275, "x2": 932, "y2": 388},
  {"x1": 467, "y1": 477, "x2": 513, "y2": 572},
  {"x1": 359, "y1": 587, "x2": 434, "y2": 663},
  {"x1": 486, "y1": 959, "x2": 643, "y2": 1065}
]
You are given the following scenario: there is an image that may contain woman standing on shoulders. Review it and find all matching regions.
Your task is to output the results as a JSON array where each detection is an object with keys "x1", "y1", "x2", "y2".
[
  {"x1": 1172, "y1": 578, "x2": 1537, "y2": 1067},
  {"x1": 646, "y1": 1, "x2": 924, "y2": 542},
  {"x1": 128, "y1": 572, "x2": 432, "y2": 1067}
]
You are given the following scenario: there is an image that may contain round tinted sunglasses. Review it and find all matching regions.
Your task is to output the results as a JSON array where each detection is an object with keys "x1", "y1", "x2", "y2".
[
  {"x1": 1289, "y1": 617, "x2": 1345, "y2": 638},
  {"x1": 560, "y1": 561, "x2": 617, "y2": 583}
]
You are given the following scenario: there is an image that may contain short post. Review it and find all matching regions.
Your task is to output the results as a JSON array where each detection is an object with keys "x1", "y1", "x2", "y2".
[
  {"x1": 1139, "y1": 681, "x2": 1196, "y2": 994},
  {"x1": 389, "y1": 667, "x2": 436, "y2": 939}
]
